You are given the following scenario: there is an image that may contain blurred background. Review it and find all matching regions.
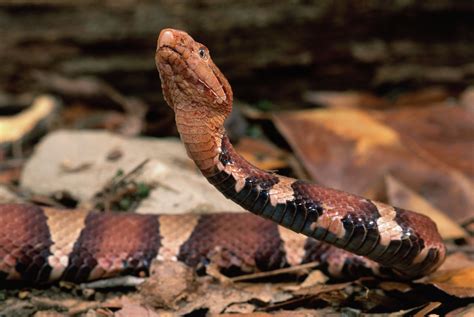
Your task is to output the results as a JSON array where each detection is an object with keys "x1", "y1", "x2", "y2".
[
  {"x1": 1, "y1": 1, "x2": 473, "y2": 126},
  {"x1": 0, "y1": 0, "x2": 473, "y2": 220}
]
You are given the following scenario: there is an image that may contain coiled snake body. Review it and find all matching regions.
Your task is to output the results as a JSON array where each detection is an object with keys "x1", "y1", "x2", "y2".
[{"x1": 0, "y1": 29, "x2": 445, "y2": 284}]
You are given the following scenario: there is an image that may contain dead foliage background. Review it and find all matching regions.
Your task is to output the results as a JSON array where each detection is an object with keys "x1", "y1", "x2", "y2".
[{"x1": 0, "y1": 1, "x2": 473, "y2": 316}]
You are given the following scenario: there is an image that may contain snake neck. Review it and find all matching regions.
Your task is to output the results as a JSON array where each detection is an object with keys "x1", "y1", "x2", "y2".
[
  {"x1": 175, "y1": 105, "x2": 280, "y2": 187},
  {"x1": 175, "y1": 105, "x2": 227, "y2": 175},
  {"x1": 176, "y1": 107, "x2": 297, "y2": 221}
]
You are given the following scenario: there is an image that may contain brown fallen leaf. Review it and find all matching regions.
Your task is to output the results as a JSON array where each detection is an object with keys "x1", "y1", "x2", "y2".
[
  {"x1": 235, "y1": 137, "x2": 289, "y2": 171},
  {"x1": 273, "y1": 108, "x2": 402, "y2": 199},
  {"x1": 386, "y1": 175, "x2": 467, "y2": 240},
  {"x1": 293, "y1": 282, "x2": 350, "y2": 297},
  {"x1": 29, "y1": 297, "x2": 107, "y2": 316},
  {"x1": 33, "y1": 311, "x2": 68, "y2": 317},
  {"x1": 447, "y1": 303, "x2": 474, "y2": 316},
  {"x1": 378, "y1": 281, "x2": 412, "y2": 293},
  {"x1": 272, "y1": 106, "x2": 474, "y2": 222},
  {"x1": 426, "y1": 267, "x2": 474, "y2": 298},
  {"x1": 432, "y1": 252, "x2": 474, "y2": 272},
  {"x1": 377, "y1": 105, "x2": 474, "y2": 182},
  {"x1": 393, "y1": 86, "x2": 450, "y2": 107},
  {"x1": 176, "y1": 282, "x2": 261, "y2": 315},
  {"x1": 421, "y1": 252, "x2": 474, "y2": 298},
  {"x1": 413, "y1": 301, "x2": 442, "y2": 317},
  {"x1": 139, "y1": 260, "x2": 196, "y2": 309},
  {"x1": 299, "y1": 270, "x2": 328, "y2": 288},
  {"x1": 115, "y1": 298, "x2": 160, "y2": 317},
  {"x1": 302, "y1": 90, "x2": 389, "y2": 109},
  {"x1": 217, "y1": 308, "x2": 336, "y2": 317},
  {"x1": 222, "y1": 303, "x2": 255, "y2": 314}
]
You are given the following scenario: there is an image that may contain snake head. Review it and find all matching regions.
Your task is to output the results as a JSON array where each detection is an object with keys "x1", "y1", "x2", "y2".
[{"x1": 156, "y1": 28, "x2": 233, "y2": 116}]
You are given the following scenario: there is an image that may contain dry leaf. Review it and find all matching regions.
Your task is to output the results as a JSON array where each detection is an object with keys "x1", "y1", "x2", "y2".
[
  {"x1": 223, "y1": 303, "x2": 255, "y2": 314},
  {"x1": 421, "y1": 252, "x2": 474, "y2": 298},
  {"x1": 235, "y1": 137, "x2": 289, "y2": 170},
  {"x1": 413, "y1": 301, "x2": 441, "y2": 317},
  {"x1": 433, "y1": 252, "x2": 474, "y2": 272},
  {"x1": 115, "y1": 298, "x2": 160, "y2": 317},
  {"x1": 393, "y1": 87, "x2": 450, "y2": 107},
  {"x1": 293, "y1": 282, "x2": 350, "y2": 297},
  {"x1": 379, "y1": 281, "x2": 412, "y2": 293},
  {"x1": 272, "y1": 106, "x2": 474, "y2": 222},
  {"x1": 386, "y1": 175, "x2": 467, "y2": 239},
  {"x1": 33, "y1": 311, "x2": 67, "y2": 317},
  {"x1": 273, "y1": 108, "x2": 401, "y2": 199},
  {"x1": 302, "y1": 90, "x2": 388, "y2": 109},
  {"x1": 426, "y1": 267, "x2": 474, "y2": 298},
  {"x1": 299, "y1": 270, "x2": 328, "y2": 288},
  {"x1": 139, "y1": 261, "x2": 297, "y2": 315},
  {"x1": 217, "y1": 308, "x2": 335, "y2": 317},
  {"x1": 139, "y1": 261, "x2": 196, "y2": 309},
  {"x1": 176, "y1": 283, "x2": 259, "y2": 315},
  {"x1": 0, "y1": 95, "x2": 59, "y2": 145},
  {"x1": 447, "y1": 303, "x2": 474, "y2": 316},
  {"x1": 377, "y1": 105, "x2": 474, "y2": 182}
]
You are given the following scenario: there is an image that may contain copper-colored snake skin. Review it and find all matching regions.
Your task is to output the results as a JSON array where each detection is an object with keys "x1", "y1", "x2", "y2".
[
  {"x1": 0, "y1": 204, "x2": 372, "y2": 283},
  {"x1": 155, "y1": 28, "x2": 445, "y2": 279},
  {"x1": 0, "y1": 29, "x2": 445, "y2": 284}
]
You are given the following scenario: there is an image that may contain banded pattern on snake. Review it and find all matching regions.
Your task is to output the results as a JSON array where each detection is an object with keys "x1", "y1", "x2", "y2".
[
  {"x1": 155, "y1": 28, "x2": 445, "y2": 279},
  {"x1": 0, "y1": 204, "x2": 373, "y2": 283}
]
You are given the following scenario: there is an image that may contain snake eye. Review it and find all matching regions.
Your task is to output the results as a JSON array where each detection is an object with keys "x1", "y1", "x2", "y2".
[{"x1": 198, "y1": 47, "x2": 207, "y2": 59}]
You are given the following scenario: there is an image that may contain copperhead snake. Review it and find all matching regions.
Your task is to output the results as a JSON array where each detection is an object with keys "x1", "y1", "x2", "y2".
[{"x1": 0, "y1": 29, "x2": 445, "y2": 284}]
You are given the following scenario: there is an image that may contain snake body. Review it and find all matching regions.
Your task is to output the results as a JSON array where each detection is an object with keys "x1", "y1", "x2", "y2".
[
  {"x1": 0, "y1": 204, "x2": 373, "y2": 283},
  {"x1": 0, "y1": 29, "x2": 445, "y2": 283},
  {"x1": 155, "y1": 29, "x2": 445, "y2": 279}
]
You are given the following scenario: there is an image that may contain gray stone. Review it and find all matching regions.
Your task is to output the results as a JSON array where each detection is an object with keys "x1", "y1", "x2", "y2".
[{"x1": 21, "y1": 130, "x2": 244, "y2": 214}]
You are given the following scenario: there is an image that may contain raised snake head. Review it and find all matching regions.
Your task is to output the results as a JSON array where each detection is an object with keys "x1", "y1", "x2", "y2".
[{"x1": 156, "y1": 28, "x2": 233, "y2": 118}]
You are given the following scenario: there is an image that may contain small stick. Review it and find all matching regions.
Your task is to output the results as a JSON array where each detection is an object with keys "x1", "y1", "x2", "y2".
[
  {"x1": 80, "y1": 276, "x2": 145, "y2": 289},
  {"x1": 230, "y1": 261, "x2": 319, "y2": 282}
]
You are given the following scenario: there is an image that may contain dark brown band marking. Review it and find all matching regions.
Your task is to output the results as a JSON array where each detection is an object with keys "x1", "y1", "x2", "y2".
[
  {"x1": 0, "y1": 204, "x2": 53, "y2": 283},
  {"x1": 178, "y1": 213, "x2": 286, "y2": 274},
  {"x1": 63, "y1": 213, "x2": 161, "y2": 282}
]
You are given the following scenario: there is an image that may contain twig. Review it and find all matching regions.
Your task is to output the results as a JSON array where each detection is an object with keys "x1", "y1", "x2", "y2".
[
  {"x1": 230, "y1": 261, "x2": 319, "y2": 282},
  {"x1": 80, "y1": 276, "x2": 145, "y2": 289}
]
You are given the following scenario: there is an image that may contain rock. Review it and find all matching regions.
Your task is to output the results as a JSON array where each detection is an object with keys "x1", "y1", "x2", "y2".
[
  {"x1": 20, "y1": 130, "x2": 244, "y2": 214},
  {"x1": 0, "y1": 185, "x2": 23, "y2": 204}
]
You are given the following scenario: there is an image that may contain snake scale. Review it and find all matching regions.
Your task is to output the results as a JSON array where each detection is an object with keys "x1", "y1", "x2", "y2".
[{"x1": 0, "y1": 29, "x2": 445, "y2": 284}]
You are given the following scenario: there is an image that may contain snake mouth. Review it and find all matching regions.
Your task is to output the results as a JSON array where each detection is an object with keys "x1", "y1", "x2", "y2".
[{"x1": 156, "y1": 45, "x2": 182, "y2": 63}]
